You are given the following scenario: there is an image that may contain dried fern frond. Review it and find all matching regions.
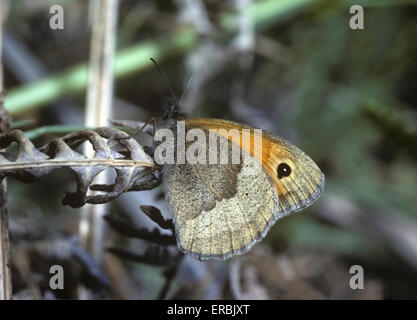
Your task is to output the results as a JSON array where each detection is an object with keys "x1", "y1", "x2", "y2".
[
  {"x1": 0, "y1": 128, "x2": 159, "y2": 208},
  {"x1": 103, "y1": 213, "x2": 176, "y2": 246},
  {"x1": 107, "y1": 246, "x2": 177, "y2": 267}
]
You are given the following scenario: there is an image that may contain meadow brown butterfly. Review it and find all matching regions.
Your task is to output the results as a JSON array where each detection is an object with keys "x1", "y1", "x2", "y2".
[
  {"x1": 155, "y1": 101, "x2": 324, "y2": 261},
  {"x1": 149, "y1": 59, "x2": 324, "y2": 261}
]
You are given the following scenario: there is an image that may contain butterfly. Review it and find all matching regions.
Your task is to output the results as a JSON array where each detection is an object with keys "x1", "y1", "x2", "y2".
[
  {"x1": 155, "y1": 101, "x2": 324, "y2": 261},
  {"x1": 118, "y1": 59, "x2": 325, "y2": 261}
]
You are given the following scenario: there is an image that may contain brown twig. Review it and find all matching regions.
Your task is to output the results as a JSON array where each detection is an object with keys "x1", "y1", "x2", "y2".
[
  {"x1": 80, "y1": 0, "x2": 120, "y2": 264},
  {"x1": 0, "y1": 0, "x2": 12, "y2": 300},
  {"x1": 157, "y1": 260, "x2": 182, "y2": 300},
  {"x1": 103, "y1": 213, "x2": 176, "y2": 246},
  {"x1": 0, "y1": 128, "x2": 157, "y2": 208},
  {"x1": 0, "y1": 179, "x2": 11, "y2": 300}
]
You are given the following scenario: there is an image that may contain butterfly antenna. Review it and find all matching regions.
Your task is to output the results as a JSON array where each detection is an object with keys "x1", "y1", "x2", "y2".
[
  {"x1": 179, "y1": 71, "x2": 193, "y2": 106},
  {"x1": 150, "y1": 58, "x2": 178, "y2": 105}
]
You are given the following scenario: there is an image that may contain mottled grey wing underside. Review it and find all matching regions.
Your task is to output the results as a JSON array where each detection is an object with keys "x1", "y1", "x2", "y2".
[{"x1": 163, "y1": 130, "x2": 279, "y2": 260}]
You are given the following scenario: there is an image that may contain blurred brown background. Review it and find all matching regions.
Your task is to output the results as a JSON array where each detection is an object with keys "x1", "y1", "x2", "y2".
[{"x1": 1, "y1": 0, "x2": 417, "y2": 299}]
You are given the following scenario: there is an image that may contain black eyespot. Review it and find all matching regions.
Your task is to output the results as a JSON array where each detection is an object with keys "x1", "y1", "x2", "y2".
[{"x1": 277, "y1": 163, "x2": 291, "y2": 179}]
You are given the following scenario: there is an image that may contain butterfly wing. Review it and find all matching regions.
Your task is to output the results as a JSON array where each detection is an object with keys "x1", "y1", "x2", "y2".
[
  {"x1": 162, "y1": 119, "x2": 324, "y2": 260},
  {"x1": 186, "y1": 119, "x2": 325, "y2": 216}
]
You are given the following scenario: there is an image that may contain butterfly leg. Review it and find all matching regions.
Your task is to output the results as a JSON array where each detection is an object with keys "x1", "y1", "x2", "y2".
[{"x1": 109, "y1": 117, "x2": 156, "y2": 137}]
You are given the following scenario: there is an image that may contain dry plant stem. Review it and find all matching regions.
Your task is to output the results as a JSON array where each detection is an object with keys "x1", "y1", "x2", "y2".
[
  {"x1": 0, "y1": 159, "x2": 154, "y2": 171},
  {"x1": 0, "y1": 181, "x2": 12, "y2": 300},
  {"x1": 157, "y1": 260, "x2": 182, "y2": 300},
  {"x1": 80, "y1": 0, "x2": 119, "y2": 264},
  {"x1": 14, "y1": 246, "x2": 41, "y2": 299},
  {"x1": 103, "y1": 254, "x2": 141, "y2": 299},
  {"x1": 182, "y1": 0, "x2": 212, "y2": 35},
  {"x1": 0, "y1": 128, "x2": 156, "y2": 208},
  {"x1": 0, "y1": 0, "x2": 12, "y2": 300}
]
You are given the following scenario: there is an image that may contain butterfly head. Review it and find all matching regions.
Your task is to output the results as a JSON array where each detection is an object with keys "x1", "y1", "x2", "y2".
[{"x1": 161, "y1": 99, "x2": 186, "y2": 121}]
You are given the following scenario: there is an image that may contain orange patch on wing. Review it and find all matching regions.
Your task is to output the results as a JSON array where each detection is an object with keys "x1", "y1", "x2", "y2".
[{"x1": 185, "y1": 118, "x2": 294, "y2": 197}]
